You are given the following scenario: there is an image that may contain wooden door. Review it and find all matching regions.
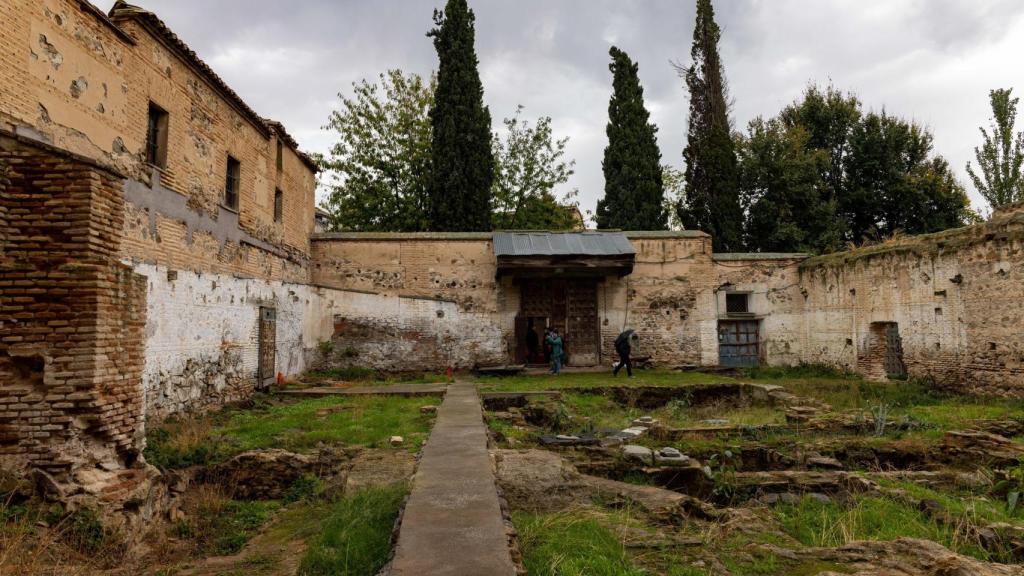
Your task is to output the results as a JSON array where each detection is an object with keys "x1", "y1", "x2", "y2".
[
  {"x1": 566, "y1": 280, "x2": 599, "y2": 365},
  {"x1": 718, "y1": 320, "x2": 760, "y2": 368},
  {"x1": 258, "y1": 307, "x2": 276, "y2": 389},
  {"x1": 884, "y1": 323, "x2": 906, "y2": 378}
]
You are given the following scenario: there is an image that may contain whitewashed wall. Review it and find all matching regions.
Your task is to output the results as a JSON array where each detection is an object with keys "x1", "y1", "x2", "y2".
[{"x1": 130, "y1": 263, "x2": 337, "y2": 420}]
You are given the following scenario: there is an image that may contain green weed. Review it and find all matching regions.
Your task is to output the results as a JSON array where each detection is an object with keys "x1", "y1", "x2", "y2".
[{"x1": 298, "y1": 484, "x2": 408, "y2": 576}]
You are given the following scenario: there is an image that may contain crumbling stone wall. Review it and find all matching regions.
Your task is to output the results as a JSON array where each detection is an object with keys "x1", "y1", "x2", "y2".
[
  {"x1": 599, "y1": 233, "x2": 717, "y2": 367},
  {"x1": 0, "y1": 134, "x2": 146, "y2": 476},
  {"x1": 312, "y1": 232, "x2": 719, "y2": 370},
  {"x1": 312, "y1": 234, "x2": 512, "y2": 370},
  {"x1": 713, "y1": 254, "x2": 807, "y2": 367},
  {"x1": 138, "y1": 262, "x2": 339, "y2": 420},
  {"x1": 798, "y1": 204, "x2": 1024, "y2": 396}
]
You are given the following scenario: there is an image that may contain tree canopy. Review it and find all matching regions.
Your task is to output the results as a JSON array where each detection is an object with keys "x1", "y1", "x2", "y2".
[
  {"x1": 678, "y1": 0, "x2": 743, "y2": 250},
  {"x1": 427, "y1": 0, "x2": 495, "y2": 231},
  {"x1": 967, "y1": 88, "x2": 1024, "y2": 209},
  {"x1": 319, "y1": 70, "x2": 434, "y2": 232},
  {"x1": 492, "y1": 106, "x2": 579, "y2": 230},
  {"x1": 595, "y1": 46, "x2": 667, "y2": 231},
  {"x1": 738, "y1": 84, "x2": 975, "y2": 252}
]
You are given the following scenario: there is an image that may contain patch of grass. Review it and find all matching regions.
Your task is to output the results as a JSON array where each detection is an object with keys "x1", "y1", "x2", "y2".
[
  {"x1": 301, "y1": 368, "x2": 451, "y2": 386},
  {"x1": 146, "y1": 395, "x2": 438, "y2": 469},
  {"x1": 298, "y1": 484, "x2": 408, "y2": 576},
  {"x1": 476, "y1": 369, "x2": 735, "y2": 392},
  {"x1": 177, "y1": 486, "x2": 279, "y2": 556},
  {"x1": 875, "y1": 478, "x2": 1023, "y2": 526},
  {"x1": 773, "y1": 494, "x2": 988, "y2": 560},
  {"x1": 742, "y1": 364, "x2": 853, "y2": 380},
  {"x1": 514, "y1": 510, "x2": 647, "y2": 576},
  {"x1": 217, "y1": 395, "x2": 436, "y2": 453}
]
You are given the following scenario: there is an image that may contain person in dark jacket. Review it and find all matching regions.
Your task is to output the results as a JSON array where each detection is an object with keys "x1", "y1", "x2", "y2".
[
  {"x1": 546, "y1": 328, "x2": 564, "y2": 375},
  {"x1": 613, "y1": 329, "x2": 636, "y2": 377}
]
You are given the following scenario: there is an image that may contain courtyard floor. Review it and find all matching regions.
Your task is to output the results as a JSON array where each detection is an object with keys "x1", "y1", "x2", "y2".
[{"x1": 2, "y1": 366, "x2": 1024, "y2": 575}]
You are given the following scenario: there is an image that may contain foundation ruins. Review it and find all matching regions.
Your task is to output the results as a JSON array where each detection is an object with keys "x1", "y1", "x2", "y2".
[{"x1": 1, "y1": 1, "x2": 1024, "y2": 575}]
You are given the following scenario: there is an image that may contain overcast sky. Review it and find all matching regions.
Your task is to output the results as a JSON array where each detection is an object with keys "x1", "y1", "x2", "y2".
[{"x1": 100, "y1": 0, "x2": 1024, "y2": 217}]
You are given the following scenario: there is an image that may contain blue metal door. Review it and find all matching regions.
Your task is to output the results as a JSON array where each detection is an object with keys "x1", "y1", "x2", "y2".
[{"x1": 718, "y1": 320, "x2": 760, "y2": 368}]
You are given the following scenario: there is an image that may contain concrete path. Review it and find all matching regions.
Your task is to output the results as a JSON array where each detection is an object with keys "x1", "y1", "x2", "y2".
[{"x1": 390, "y1": 383, "x2": 517, "y2": 576}]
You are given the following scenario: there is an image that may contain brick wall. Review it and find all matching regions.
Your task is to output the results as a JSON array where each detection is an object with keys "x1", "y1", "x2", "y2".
[
  {"x1": 0, "y1": 133, "x2": 145, "y2": 476},
  {"x1": 798, "y1": 204, "x2": 1024, "y2": 396}
]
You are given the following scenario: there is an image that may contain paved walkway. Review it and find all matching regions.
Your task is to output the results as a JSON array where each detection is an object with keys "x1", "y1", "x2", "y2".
[{"x1": 390, "y1": 383, "x2": 517, "y2": 576}]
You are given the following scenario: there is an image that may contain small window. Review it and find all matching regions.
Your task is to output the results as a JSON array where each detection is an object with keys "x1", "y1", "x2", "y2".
[
  {"x1": 274, "y1": 189, "x2": 283, "y2": 223},
  {"x1": 276, "y1": 139, "x2": 284, "y2": 172},
  {"x1": 224, "y1": 155, "x2": 240, "y2": 210},
  {"x1": 726, "y1": 293, "x2": 749, "y2": 314},
  {"x1": 146, "y1": 102, "x2": 169, "y2": 168}
]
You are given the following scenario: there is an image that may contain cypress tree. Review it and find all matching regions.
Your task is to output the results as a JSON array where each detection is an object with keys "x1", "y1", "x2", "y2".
[
  {"x1": 427, "y1": 0, "x2": 494, "y2": 231},
  {"x1": 679, "y1": 0, "x2": 743, "y2": 251},
  {"x1": 596, "y1": 46, "x2": 667, "y2": 231}
]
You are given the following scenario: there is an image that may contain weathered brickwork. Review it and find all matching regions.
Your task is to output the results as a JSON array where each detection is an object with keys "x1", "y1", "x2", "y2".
[
  {"x1": 1, "y1": 0, "x2": 321, "y2": 425},
  {"x1": 798, "y1": 204, "x2": 1024, "y2": 396},
  {"x1": 0, "y1": 134, "x2": 145, "y2": 476}
]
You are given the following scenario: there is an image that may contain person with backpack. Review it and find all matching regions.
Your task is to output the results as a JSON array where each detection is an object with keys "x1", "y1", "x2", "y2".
[
  {"x1": 613, "y1": 329, "x2": 637, "y2": 377},
  {"x1": 546, "y1": 328, "x2": 564, "y2": 375}
]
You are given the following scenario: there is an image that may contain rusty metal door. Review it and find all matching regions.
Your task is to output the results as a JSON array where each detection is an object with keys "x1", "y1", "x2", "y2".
[
  {"x1": 884, "y1": 323, "x2": 906, "y2": 378},
  {"x1": 258, "y1": 307, "x2": 276, "y2": 389},
  {"x1": 718, "y1": 320, "x2": 760, "y2": 368}
]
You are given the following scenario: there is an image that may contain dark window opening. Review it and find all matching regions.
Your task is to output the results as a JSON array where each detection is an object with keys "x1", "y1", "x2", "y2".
[
  {"x1": 224, "y1": 155, "x2": 240, "y2": 210},
  {"x1": 276, "y1": 139, "x2": 284, "y2": 172},
  {"x1": 146, "y1": 102, "x2": 169, "y2": 168},
  {"x1": 726, "y1": 293, "x2": 750, "y2": 314},
  {"x1": 274, "y1": 189, "x2": 283, "y2": 223}
]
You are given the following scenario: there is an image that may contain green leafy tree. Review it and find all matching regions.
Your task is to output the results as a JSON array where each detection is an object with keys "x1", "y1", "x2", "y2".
[
  {"x1": 967, "y1": 88, "x2": 1024, "y2": 208},
  {"x1": 319, "y1": 70, "x2": 434, "y2": 232},
  {"x1": 678, "y1": 0, "x2": 742, "y2": 250},
  {"x1": 738, "y1": 119, "x2": 840, "y2": 253},
  {"x1": 491, "y1": 106, "x2": 578, "y2": 230},
  {"x1": 596, "y1": 46, "x2": 667, "y2": 231},
  {"x1": 779, "y1": 84, "x2": 861, "y2": 213},
  {"x1": 427, "y1": 0, "x2": 494, "y2": 231},
  {"x1": 844, "y1": 112, "x2": 972, "y2": 239},
  {"x1": 662, "y1": 165, "x2": 686, "y2": 230}
]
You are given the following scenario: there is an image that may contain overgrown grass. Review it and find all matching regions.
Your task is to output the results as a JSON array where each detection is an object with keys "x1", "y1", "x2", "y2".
[
  {"x1": 874, "y1": 478, "x2": 1023, "y2": 527},
  {"x1": 297, "y1": 484, "x2": 408, "y2": 576},
  {"x1": 557, "y1": 393, "x2": 784, "y2": 432},
  {"x1": 175, "y1": 486, "x2": 280, "y2": 556},
  {"x1": 514, "y1": 510, "x2": 647, "y2": 576},
  {"x1": 475, "y1": 369, "x2": 734, "y2": 392},
  {"x1": 146, "y1": 395, "x2": 438, "y2": 469},
  {"x1": 773, "y1": 494, "x2": 989, "y2": 560}
]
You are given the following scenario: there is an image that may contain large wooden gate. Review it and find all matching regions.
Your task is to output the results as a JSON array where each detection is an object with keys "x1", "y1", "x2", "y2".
[
  {"x1": 516, "y1": 279, "x2": 600, "y2": 365},
  {"x1": 258, "y1": 307, "x2": 276, "y2": 389},
  {"x1": 718, "y1": 320, "x2": 760, "y2": 368}
]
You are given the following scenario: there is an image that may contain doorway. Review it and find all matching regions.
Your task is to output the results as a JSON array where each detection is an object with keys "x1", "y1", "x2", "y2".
[
  {"x1": 718, "y1": 320, "x2": 760, "y2": 368},
  {"x1": 514, "y1": 278, "x2": 600, "y2": 366},
  {"x1": 258, "y1": 307, "x2": 277, "y2": 390}
]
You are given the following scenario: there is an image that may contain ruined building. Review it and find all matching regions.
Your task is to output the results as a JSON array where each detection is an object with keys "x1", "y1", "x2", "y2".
[{"x1": 2, "y1": 0, "x2": 1024, "y2": 487}]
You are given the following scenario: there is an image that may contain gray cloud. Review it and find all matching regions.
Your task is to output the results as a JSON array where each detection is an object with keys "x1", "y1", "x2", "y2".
[{"x1": 99, "y1": 0, "x2": 1024, "y2": 216}]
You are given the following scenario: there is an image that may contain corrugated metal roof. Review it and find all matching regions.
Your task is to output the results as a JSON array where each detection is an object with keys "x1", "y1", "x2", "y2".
[{"x1": 493, "y1": 232, "x2": 636, "y2": 257}]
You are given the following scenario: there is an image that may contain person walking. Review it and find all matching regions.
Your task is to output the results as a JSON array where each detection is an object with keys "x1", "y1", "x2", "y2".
[
  {"x1": 546, "y1": 328, "x2": 564, "y2": 375},
  {"x1": 613, "y1": 329, "x2": 636, "y2": 377}
]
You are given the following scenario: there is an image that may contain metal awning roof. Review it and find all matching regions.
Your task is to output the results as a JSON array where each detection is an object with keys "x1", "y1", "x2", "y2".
[
  {"x1": 493, "y1": 232, "x2": 636, "y2": 257},
  {"x1": 493, "y1": 232, "x2": 636, "y2": 277}
]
